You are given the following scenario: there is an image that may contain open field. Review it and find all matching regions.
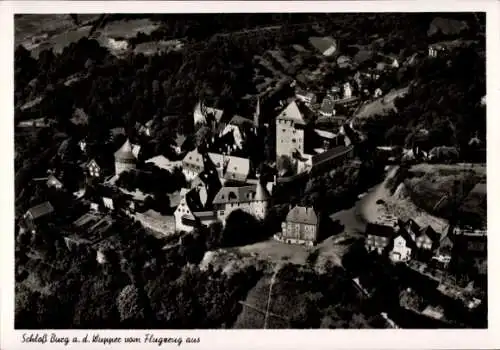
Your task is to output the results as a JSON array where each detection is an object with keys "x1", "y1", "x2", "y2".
[
  {"x1": 355, "y1": 87, "x2": 409, "y2": 119},
  {"x1": 15, "y1": 14, "x2": 98, "y2": 45}
]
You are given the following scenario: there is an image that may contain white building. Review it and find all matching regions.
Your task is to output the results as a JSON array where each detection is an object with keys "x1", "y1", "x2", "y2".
[
  {"x1": 343, "y1": 82, "x2": 353, "y2": 99},
  {"x1": 182, "y1": 149, "x2": 205, "y2": 182},
  {"x1": 275, "y1": 101, "x2": 306, "y2": 169},
  {"x1": 389, "y1": 234, "x2": 413, "y2": 262},
  {"x1": 212, "y1": 182, "x2": 269, "y2": 224}
]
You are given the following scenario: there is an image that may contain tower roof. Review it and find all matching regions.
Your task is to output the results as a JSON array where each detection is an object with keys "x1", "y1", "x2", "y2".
[
  {"x1": 276, "y1": 101, "x2": 306, "y2": 125},
  {"x1": 114, "y1": 139, "x2": 136, "y2": 162}
]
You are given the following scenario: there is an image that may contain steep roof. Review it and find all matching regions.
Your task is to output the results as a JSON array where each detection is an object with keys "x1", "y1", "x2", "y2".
[
  {"x1": 213, "y1": 184, "x2": 269, "y2": 205},
  {"x1": 404, "y1": 219, "x2": 421, "y2": 234},
  {"x1": 366, "y1": 223, "x2": 394, "y2": 237},
  {"x1": 285, "y1": 206, "x2": 318, "y2": 225},
  {"x1": 114, "y1": 139, "x2": 136, "y2": 162},
  {"x1": 229, "y1": 115, "x2": 254, "y2": 127},
  {"x1": 308, "y1": 36, "x2": 337, "y2": 56},
  {"x1": 311, "y1": 145, "x2": 354, "y2": 166},
  {"x1": 224, "y1": 156, "x2": 250, "y2": 182},
  {"x1": 276, "y1": 101, "x2": 306, "y2": 125},
  {"x1": 319, "y1": 96, "x2": 336, "y2": 115},
  {"x1": 419, "y1": 225, "x2": 440, "y2": 242},
  {"x1": 46, "y1": 174, "x2": 63, "y2": 188},
  {"x1": 26, "y1": 201, "x2": 54, "y2": 220},
  {"x1": 182, "y1": 149, "x2": 204, "y2": 169}
]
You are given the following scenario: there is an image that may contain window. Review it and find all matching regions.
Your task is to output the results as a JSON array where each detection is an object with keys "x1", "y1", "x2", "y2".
[
  {"x1": 292, "y1": 139, "x2": 296, "y2": 143},
  {"x1": 282, "y1": 129, "x2": 286, "y2": 133},
  {"x1": 219, "y1": 210, "x2": 225, "y2": 216}
]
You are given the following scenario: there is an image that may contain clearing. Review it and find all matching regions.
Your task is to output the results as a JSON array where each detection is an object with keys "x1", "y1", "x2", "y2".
[{"x1": 354, "y1": 87, "x2": 409, "y2": 120}]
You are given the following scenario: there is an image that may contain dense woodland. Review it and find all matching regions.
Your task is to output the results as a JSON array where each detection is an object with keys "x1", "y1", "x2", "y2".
[{"x1": 14, "y1": 13, "x2": 486, "y2": 329}]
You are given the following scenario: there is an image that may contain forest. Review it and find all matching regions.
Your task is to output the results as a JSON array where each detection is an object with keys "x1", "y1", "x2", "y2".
[{"x1": 14, "y1": 12, "x2": 486, "y2": 329}]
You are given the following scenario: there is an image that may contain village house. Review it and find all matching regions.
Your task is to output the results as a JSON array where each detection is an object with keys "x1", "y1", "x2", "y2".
[
  {"x1": 274, "y1": 206, "x2": 319, "y2": 246},
  {"x1": 319, "y1": 95, "x2": 336, "y2": 117},
  {"x1": 174, "y1": 188, "x2": 218, "y2": 232},
  {"x1": 212, "y1": 182, "x2": 269, "y2": 224},
  {"x1": 182, "y1": 149, "x2": 205, "y2": 182},
  {"x1": 20, "y1": 201, "x2": 55, "y2": 234},
  {"x1": 46, "y1": 174, "x2": 64, "y2": 190},
  {"x1": 365, "y1": 223, "x2": 394, "y2": 254},
  {"x1": 145, "y1": 155, "x2": 182, "y2": 172},
  {"x1": 416, "y1": 226, "x2": 440, "y2": 251},
  {"x1": 65, "y1": 213, "x2": 114, "y2": 253},
  {"x1": 432, "y1": 233, "x2": 454, "y2": 268},
  {"x1": 87, "y1": 159, "x2": 102, "y2": 179},
  {"x1": 194, "y1": 101, "x2": 224, "y2": 127},
  {"x1": 428, "y1": 44, "x2": 445, "y2": 58},
  {"x1": 207, "y1": 152, "x2": 251, "y2": 184},
  {"x1": 389, "y1": 229, "x2": 414, "y2": 262},
  {"x1": 114, "y1": 139, "x2": 138, "y2": 176}
]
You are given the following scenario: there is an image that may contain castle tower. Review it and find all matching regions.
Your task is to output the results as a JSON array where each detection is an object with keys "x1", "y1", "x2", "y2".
[
  {"x1": 114, "y1": 139, "x2": 137, "y2": 176},
  {"x1": 253, "y1": 177, "x2": 270, "y2": 220},
  {"x1": 275, "y1": 101, "x2": 305, "y2": 171}
]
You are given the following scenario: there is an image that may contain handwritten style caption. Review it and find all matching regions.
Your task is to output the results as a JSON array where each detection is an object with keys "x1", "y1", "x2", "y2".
[{"x1": 22, "y1": 333, "x2": 201, "y2": 346}]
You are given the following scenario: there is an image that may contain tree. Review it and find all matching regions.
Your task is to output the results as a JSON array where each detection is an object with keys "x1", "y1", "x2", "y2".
[{"x1": 116, "y1": 284, "x2": 146, "y2": 325}]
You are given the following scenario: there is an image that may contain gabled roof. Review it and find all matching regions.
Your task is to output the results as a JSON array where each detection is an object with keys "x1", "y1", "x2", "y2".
[
  {"x1": 319, "y1": 96, "x2": 336, "y2": 115},
  {"x1": 230, "y1": 115, "x2": 254, "y2": 128},
  {"x1": 314, "y1": 129, "x2": 336, "y2": 139},
  {"x1": 46, "y1": 174, "x2": 63, "y2": 188},
  {"x1": 419, "y1": 225, "x2": 440, "y2": 242},
  {"x1": 213, "y1": 183, "x2": 269, "y2": 205},
  {"x1": 114, "y1": 139, "x2": 136, "y2": 162},
  {"x1": 405, "y1": 219, "x2": 421, "y2": 234},
  {"x1": 311, "y1": 145, "x2": 354, "y2": 166},
  {"x1": 145, "y1": 155, "x2": 182, "y2": 171},
  {"x1": 182, "y1": 149, "x2": 204, "y2": 169},
  {"x1": 276, "y1": 101, "x2": 306, "y2": 125},
  {"x1": 224, "y1": 156, "x2": 250, "y2": 182},
  {"x1": 366, "y1": 223, "x2": 394, "y2": 237},
  {"x1": 285, "y1": 206, "x2": 318, "y2": 225},
  {"x1": 26, "y1": 201, "x2": 54, "y2": 220}
]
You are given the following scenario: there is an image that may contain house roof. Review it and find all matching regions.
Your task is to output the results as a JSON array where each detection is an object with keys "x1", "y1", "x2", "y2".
[
  {"x1": 47, "y1": 174, "x2": 63, "y2": 188},
  {"x1": 419, "y1": 225, "x2": 440, "y2": 242},
  {"x1": 213, "y1": 183, "x2": 269, "y2": 205},
  {"x1": 404, "y1": 219, "x2": 421, "y2": 234},
  {"x1": 114, "y1": 139, "x2": 136, "y2": 162},
  {"x1": 366, "y1": 223, "x2": 394, "y2": 237},
  {"x1": 320, "y1": 96, "x2": 336, "y2": 115},
  {"x1": 224, "y1": 156, "x2": 250, "y2": 182},
  {"x1": 206, "y1": 106, "x2": 224, "y2": 123},
  {"x1": 311, "y1": 145, "x2": 354, "y2": 166},
  {"x1": 26, "y1": 201, "x2": 54, "y2": 220},
  {"x1": 182, "y1": 149, "x2": 204, "y2": 169},
  {"x1": 276, "y1": 101, "x2": 306, "y2": 125},
  {"x1": 145, "y1": 155, "x2": 182, "y2": 171},
  {"x1": 285, "y1": 206, "x2": 318, "y2": 225},
  {"x1": 308, "y1": 36, "x2": 337, "y2": 56},
  {"x1": 230, "y1": 115, "x2": 254, "y2": 127},
  {"x1": 314, "y1": 129, "x2": 336, "y2": 139},
  {"x1": 193, "y1": 210, "x2": 218, "y2": 221}
]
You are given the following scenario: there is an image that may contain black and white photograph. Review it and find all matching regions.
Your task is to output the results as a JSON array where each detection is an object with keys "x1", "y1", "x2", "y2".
[{"x1": 5, "y1": 0, "x2": 495, "y2": 341}]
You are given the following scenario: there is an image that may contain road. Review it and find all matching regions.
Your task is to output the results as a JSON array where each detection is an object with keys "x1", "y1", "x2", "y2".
[{"x1": 328, "y1": 165, "x2": 399, "y2": 235}]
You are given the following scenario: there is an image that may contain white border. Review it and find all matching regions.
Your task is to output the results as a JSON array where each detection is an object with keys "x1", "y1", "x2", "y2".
[{"x1": 1, "y1": 1, "x2": 499, "y2": 349}]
